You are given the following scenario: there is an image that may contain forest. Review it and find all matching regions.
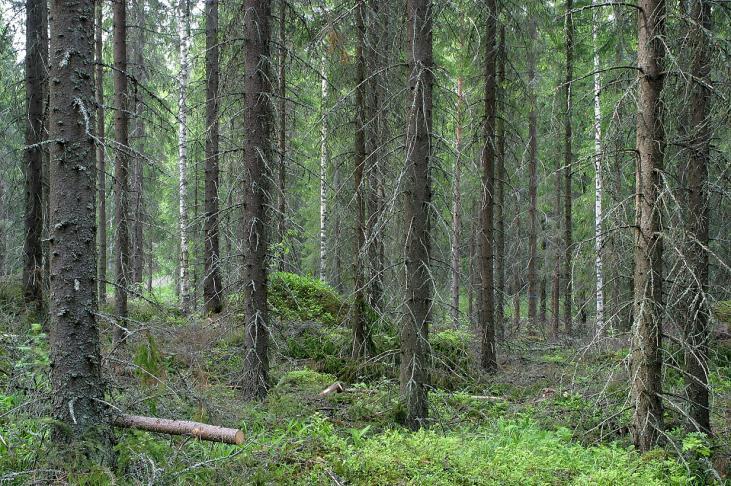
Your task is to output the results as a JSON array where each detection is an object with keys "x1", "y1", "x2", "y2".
[{"x1": 0, "y1": 0, "x2": 729, "y2": 483}]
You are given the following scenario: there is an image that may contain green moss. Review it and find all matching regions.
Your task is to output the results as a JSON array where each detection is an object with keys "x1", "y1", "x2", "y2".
[
  {"x1": 431, "y1": 329, "x2": 475, "y2": 376},
  {"x1": 268, "y1": 272, "x2": 347, "y2": 325}
]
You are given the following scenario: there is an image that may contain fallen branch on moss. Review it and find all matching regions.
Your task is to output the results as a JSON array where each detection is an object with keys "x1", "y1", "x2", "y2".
[{"x1": 113, "y1": 414, "x2": 244, "y2": 445}]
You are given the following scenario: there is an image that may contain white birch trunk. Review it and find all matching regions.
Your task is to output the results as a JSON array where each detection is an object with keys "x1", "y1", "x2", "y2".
[
  {"x1": 592, "y1": 0, "x2": 605, "y2": 334},
  {"x1": 178, "y1": 0, "x2": 191, "y2": 313},
  {"x1": 319, "y1": 51, "x2": 328, "y2": 282}
]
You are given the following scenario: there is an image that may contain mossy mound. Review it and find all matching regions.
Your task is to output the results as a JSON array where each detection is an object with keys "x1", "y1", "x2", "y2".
[{"x1": 268, "y1": 272, "x2": 348, "y2": 326}]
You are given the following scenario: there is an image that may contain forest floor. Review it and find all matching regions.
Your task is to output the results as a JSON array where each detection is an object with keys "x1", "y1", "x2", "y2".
[{"x1": 1, "y1": 273, "x2": 729, "y2": 484}]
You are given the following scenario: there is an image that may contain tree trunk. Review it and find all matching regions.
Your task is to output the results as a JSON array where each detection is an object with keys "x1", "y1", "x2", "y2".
[
  {"x1": 450, "y1": 78, "x2": 463, "y2": 329},
  {"x1": 495, "y1": 25, "x2": 506, "y2": 341},
  {"x1": 130, "y1": 0, "x2": 146, "y2": 286},
  {"x1": 177, "y1": 0, "x2": 192, "y2": 314},
  {"x1": 591, "y1": 0, "x2": 605, "y2": 336},
  {"x1": 114, "y1": 0, "x2": 131, "y2": 344},
  {"x1": 204, "y1": 0, "x2": 223, "y2": 314},
  {"x1": 241, "y1": 0, "x2": 272, "y2": 400},
  {"x1": 48, "y1": 0, "x2": 113, "y2": 456},
  {"x1": 23, "y1": 0, "x2": 47, "y2": 310},
  {"x1": 366, "y1": 0, "x2": 385, "y2": 312},
  {"x1": 683, "y1": 0, "x2": 711, "y2": 435},
  {"x1": 95, "y1": 0, "x2": 107, "y2": 304},
  {"x1": 631, "y1": 0, "x2": 665, "y2": 452},
  {"x1": 540, "y1": 231, "x2": 547, "y2": 326},
  {"x1": 319, "y1": 51, "x2": 329, "y2": 282},
  {"x1": 551, "y1": 60, "x2": 562, "y2": 339},
  {"x1": 479, "y1": 0, "x2": 497, "y2": 371},
  {"x1": 526, "y1": 17, "x2": 539, "y2": 334},
  {"x1": 400, "y1": 0, "x2": 432, "y2": 430},
  {"x1": 563, "y1": 0, "x2": 574, "y2": 336},
  {"x1": 276, "y1": 0, "x2": 287, "y2": 272},
  {"x1": 0, "y1": 180, "x2": 5, "y2": 275},
  {"x1": 352, "y1": 0, "x2": 373, "y2": 359}
]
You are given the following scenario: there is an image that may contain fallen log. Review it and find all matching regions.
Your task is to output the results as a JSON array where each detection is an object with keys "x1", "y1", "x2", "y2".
[
  {"x1": 318, "y1": 382, "x2": 344, "y2": 397},
  {"x1": 113, "y1": 414, "x2": 244, "y2": 445}
]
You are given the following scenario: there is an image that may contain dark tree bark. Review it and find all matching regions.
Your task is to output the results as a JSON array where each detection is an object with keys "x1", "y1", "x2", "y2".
[
  {"x1": 527, "y1": 17, "x2": 539, "y2": 333},
  {"x1": 631, "y1": 0, "x2": 666, "y2": 452},
  {"x1": 683, "y1": 0, "x2": 711, "y2": 435},
  {"x1": 563, "y1": 0, "x2": 574, "y2": 336},
  {"x1": 540, "y1": 227, "x2": 547, "y2": 325},
  {"x1": 130, "y1": 0, "x2": 145, "y2": 286},
  {"x1": 276, "y1": 0, "x2": 287, "y2": 271},
  {"x1": 204, "y1": 0, "x2": 223, "y2": 314},
  {"x1": 95, "y1": 0, "x2": 107, "y2": 304},
  {"x1": 48, "y1": 0, "x2": 113, "y2": 455},
  {"x1": 241, "y1": 0, "x2": 272, "y2": 400},
  {"x1": 400, "y1": 0, "x2": 433, "y2": 430},
  {"x1": 352, "y1": 0, "x2": 373, "y2": 359},
  {"x1": 479, "y1": 0, "x2": 497, "y2": 371},
  {"x1": 113, "y1": 0, "x2": 131, "y2": 345},
  {"x1": 366, "y1": 0, "x2": 385, "y2": 312},
  {"x1": 23, "y1": 0, "x2": 47, "y2": 310},
  {"x1": 495, "y1": 25, "x2": 506, "y2": 341},
  {"x1": 450, "y1": 77, "x2": 463, "y2": 329}
]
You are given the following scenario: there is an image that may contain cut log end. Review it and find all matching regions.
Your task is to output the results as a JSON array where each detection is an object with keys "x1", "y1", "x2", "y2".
[
  {"x1": 113, "y1": 414, "x2": 244, "y2": 445},
  {"x1": 319, "y1": 382, "x2": 345, "y2": 397}
]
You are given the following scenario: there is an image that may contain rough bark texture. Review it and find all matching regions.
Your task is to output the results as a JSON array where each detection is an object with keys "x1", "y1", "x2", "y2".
[
  {"x1": 352, "y1": 0, "x2": 372, "y2": 360},
  {"x1": 683, "y1": 0, "x2": 711, "y2": 435},
  {"x1": 631, "y1": 0, "x2": 665, "y2": 452},
  {"x1": 204, "y1": 0, "x2": 223, "y2": 314},
  {"x1": 130, "y1": 0, "x2": 146, "y2": 286},
  {"x1": 276, "y1": 0, "x2": 287, "y2": 271},
  {"x1": 23, "y1": 0, "x2": 47, "y2": 309},
  {"x1": 495, "y1": 25, "x2": 506, "y2": 341},
  {"x1": 526, "y1": 17, "x2": 539, "y2": 333},
  {"x1": 48, "y1": 0, "x2": 112, "y2": 453},
  {"x1": 479, "y1": 0, "x2": 497, "y2": 371},
  {"x1": 113, "y1": 0, "x2": 131, "y2": 344},
  {"x1": 95, "y1": 0, "x2": 107, "y2": 304},
  {"x1": 241, "y1": 0, "x2": 272, "y2": 400},
  {"x1": 563, "y1": 0, "x2": 574, "y2": 336},
  {"x1": 177, "y1": 0, "x2": 192, "y2": 314},
  {"x1": 400, "y1": 0, "x2": 432, "y2": 430},
  {"x1": 450, "y1": 78, "x2": 463, "y2": 329},
  {"x1": 366, "y1": 0, "x2": 385, "y2": 312},
  {"x1": 319, "y1": 51, "x2": 329, "y2": 283}
]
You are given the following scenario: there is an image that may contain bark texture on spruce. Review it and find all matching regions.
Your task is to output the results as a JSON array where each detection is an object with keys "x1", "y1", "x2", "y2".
[
  {"x1": 631, "y1": 0, "x2": 666, "y2": 452},
  {"x1": 526, "y1": 17, "x2": 539, "y2": 333},
  {"x1": 563, "y1": 0, "x2": 574, "y2": 336},
  {"x1": 48, "y1": 0, "x2": 112, "y2": 452},
  {"x1": 479, "y1": 0, "x2": 497, "y2": 371},
  {"x1": 23, "y1": 0, "x2": 47, "y2": 309},
  {"x1": 683, "y1": 0, "x2": 711, "y2": 435},
  {"x1": 352, "y1": 0, "x2": 373, "y2": 360},
  {"x1": 495, "y1": 25, "x2": 506, "y2": 341},
  {"x1": 204, "y1": 0, "x2": 223, "y2": 314},
  {"x1": 113, "y1": 0, "x2": 131, "y2": 344},
  {"x1": 400, "y1": 0, "x2": 433, "y2": 430},
  {"x1": 95, "y1": 0, "x2": 107, "y2": 303},
  {"x1": 241, "y1": 0, "x2": 272, "y2": 400}
]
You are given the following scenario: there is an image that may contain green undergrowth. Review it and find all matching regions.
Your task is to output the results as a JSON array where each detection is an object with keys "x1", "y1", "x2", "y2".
[{"x1": 0, "y1": 368, "x2": 694, "y2": 484}]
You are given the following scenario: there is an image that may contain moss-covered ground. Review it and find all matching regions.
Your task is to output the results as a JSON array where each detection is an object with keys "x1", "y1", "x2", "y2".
[{"x1": 1, "y1": 274, "x2": 729, "y2": 484}]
